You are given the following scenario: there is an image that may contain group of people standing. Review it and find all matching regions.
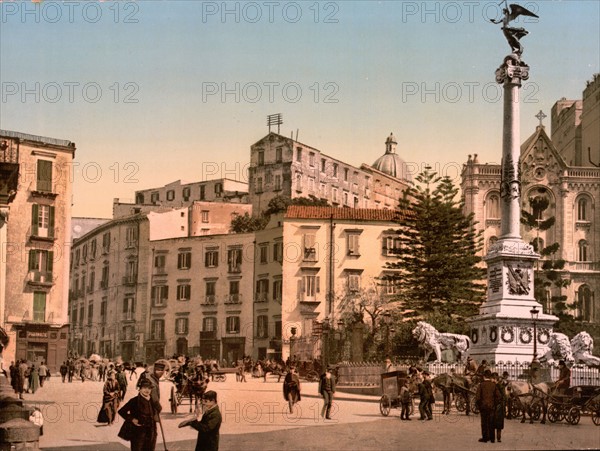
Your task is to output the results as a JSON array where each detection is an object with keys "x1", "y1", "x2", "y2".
[{"x1": 8, "y1": 360, "x2": 49, "y2": 398}]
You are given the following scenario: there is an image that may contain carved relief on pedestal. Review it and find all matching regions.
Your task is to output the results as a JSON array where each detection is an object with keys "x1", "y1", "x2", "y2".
[
  {"x1": 519, "y1": 327, "x2": 533, "y2": 344},
  {"x1": 500, "y1": 326, "x2": 515, "y2": 343},
  {"x1": 500, "y1": 153, "x2": 521, "y2": 202},
  {"x1": 506, "y1": 263, "x2": 531, "y2": 295},
  {"x1": 487, "y1": 240, "x2": 537, "y2": 258}
]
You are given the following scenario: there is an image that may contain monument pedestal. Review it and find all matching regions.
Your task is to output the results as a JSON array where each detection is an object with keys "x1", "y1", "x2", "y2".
[{"x1": 468, "y1": 238, "x2": 557, "y2": 363}]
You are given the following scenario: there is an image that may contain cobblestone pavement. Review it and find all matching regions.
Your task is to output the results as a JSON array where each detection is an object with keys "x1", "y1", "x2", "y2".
[{"x1": 14, "y1": 371, "x2": 600, "y2": 450}]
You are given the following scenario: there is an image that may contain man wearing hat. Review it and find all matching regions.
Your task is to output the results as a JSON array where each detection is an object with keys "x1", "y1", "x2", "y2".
[
  {"x1": 318, "y1": 366, "x2": 336, "y2": 419},
  {"x1": 418, "y1": 371, "x2": 433, "y2": 421},
  {"x1": 556, "y1": 360, "x2": 571, "y2": 394},
  {"x1": 475, "y1": 369, "x2": 501, "y2": 443},
  {"x1": 149, "y1": 360, "x2": 167, "y2": 415},
  {"x1": 118, "y1": 378, "x2": 162, "y2": 450},
  {"x1": 179, "y1": 390, "x2": 222, "y2": 451}
]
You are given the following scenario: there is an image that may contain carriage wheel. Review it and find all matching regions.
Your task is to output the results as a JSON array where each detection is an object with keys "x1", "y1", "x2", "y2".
[
  {"x1": 591, "y1": 408, "x2": 600, "y2": 426},
  {"x1": 215, "y1": 374, "x2": 226, "y2": 382},
  {"x1": 567, "y1": 407, "x2": 580, "y2": 425},
  {"x1": 455, "y1": 396, "x2": 466, "y2": 412},
  {"x1": 548, "y1": 404, "x2": 561, "y2": 423},
  {"x1": 531, "y1": 403, "x2": 542, "y2": 421},
  {"x1": 305, "y1": 370, "x2": 319, "y2": 382},
  {"x1": 470, "y1": 397, "x2": 480, "y2": 415},
  {"x1": 170, "y1": 386, "x2": 178, "y2": 414},
  {"x1": 379, "y1": 395, "x2": 391, "y2": 417},
  {"x1": 510, "y1": 401, "x2": 522, "y2": 419}
]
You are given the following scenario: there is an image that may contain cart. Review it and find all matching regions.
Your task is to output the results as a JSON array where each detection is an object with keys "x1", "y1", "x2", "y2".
[
  {"x1": 548, "y1": 385, "x2": 600, "y2": 425},
  {"x1": 453, "y1": 382, "x2": 480, "y2": 415},
  {"x1": 379, "y1": 370, "x2": 414, "y2": 417},
  {"x1": 168, "y1": 372, "x2": 208, "y2": 414},
  {"x1": 296, "y1": 360, "x2": 321, "y2": 382}
]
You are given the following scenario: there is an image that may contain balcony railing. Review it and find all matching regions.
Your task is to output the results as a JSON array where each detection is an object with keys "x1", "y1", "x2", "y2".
[
  {"x1": 122, "y1": 311, "x2": 135, "y2": 321},
  {"x1": 122, "y1": 275, "x2": 137, "y2": 285},
  {"x1": 203, "y1": 295, "x2": 217, "y2": 305},
  {"x1": 27, "y1": 270, "x2": 54, "y2": 286},
  {"x1": 28, "y1": 225, "x2": 56, "y2": 242},
  {"x1": 255, "y1": 292, "x2": 268, "y2": 303},
  {"x1": 153, "y1": 267, "x2": 167, "y2": 276},
  {"x1": 225, "y1": 294, "x2": 242, "y2": 304},
  {"x1": 568, "y1": 262, "x2": 600, "y2": 272},
  {"x1": 100, "y1": 280, "x2": 108, "y2": 290},
  {"x1": 228, "y1": 265, "x2": 241, "y2": 274}
]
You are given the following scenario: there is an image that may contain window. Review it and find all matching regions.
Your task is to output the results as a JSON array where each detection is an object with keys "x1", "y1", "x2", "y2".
[
  {"x1": 178, "y1": 251, "x2": 191, "y2": 269},
  {"x1": 205, "y1": 250, "x2": 219, "y2": 268},
  {"x1": 260, "y1": 244, "x2": 268, "y2": 264},
  {"x1": 136, "y1": 193, "x2": 145, "y2": 204},
  {"x1": 203, "y1": 317, "x2": 216, "y2": 332},
  {"x1": 300, "y1": 274, "x2": 320, "y2": 299},
  {"x1": 273, "y1": 279, "x2": 282, "y2": 302},
  {"x1": 36, "y1": 160, "x2": 53, "y2": 192},
  {"x1": 102, "y1": 232, "x2": 111, "y2": 253},
  {"x1": 274, "y1": 175, "x2": 282, "y2": 191},
  {"x1": 215, "y1": 183, "x2": 222, "y2": 197},
  {"x1": 123, "y1": 297, "x2": 135, "y2": 320},
  {"x1": 177, "y1": 284, "x2": 191, "y2": 301},
  {"x1": 487, "y1": 194, "x2": 500, "y2": 219},
  {"x1": 577, "y1": 198, "x2": 588, "y2": 221},
  {"x1": 125, "y1": 260, "x2": 137, "y2": 284},
  {"x1": 265, "y1": 171, "x2": 272, "y2": 184},
  {"x1": 152, "y1": 285, "x2": 169, "y2": 307},
  {"x1": 532, "y1": 237, "x2": 544, "y2": 253},
  {"x1": 321, "y1": 159, "x2": 326, "y2": 172},
  {"x1": 332, "y1": 188, "x2": 338, "y2": 203},
  {"x1": 578, "y1": 285, "x2": 593, "y2": 321},
  {"x1": 100, "y1": 297, "x2": 107, "y2": 324},
  {"x1": 228, "y1": 248, "x2": 242, "y2": 273},
  {"x1": 487, "y1": 236, "x2": 498, "y2": 254},
  {"x1": 74, "y1": 249, "x2": 80, "y2": 266},
  {"x1": 256, "y1": 177, "x2": 263, "y2": 193},
  {"x1": 309, "y1": 152, "x2": 315, "y2": 167},
  {"x1": 384, "y1": 236, "x2": 402, "y2": 255},
  {"x1": 347, "y1": 233, "x2": 361, "y2": 256},
  {"x1": 126, "y1": 227, "x2": 137, "y2": 248},
  {"x1": 31, "y1": 204, "x2": 54, "y2": 238},
  {"x1": 151, "y1": 319, "x2": 165, "y2": 340},
  {"x1": 303, "y1": 233, "x2": 317, "y2": 261},
  {"x1": 87, "y1": 303, "x2": 93, "y2": 326},
  {"x1": 82, "y1": 244, "x2": 88, "y2": 263},
  {"x1": 90, "y1": 239, "x2": 97, "y2": 259},
  {"x1": 273, "y1": 241, "x2": 283, "y2": 263},
  {"x1": 257, "y1": 315, "x2": 269, "y2": 338},
  {"x1": 154, "y1": 255, "x2": 166, "y2": 271},
  {"x1": 28, "y1": 250, "x2": 53, "y2": 282},
  {"x1": 201, "y1": 210, "x2": 209, "y2": 223},
  {"x1": 309, "y1": 177, "x2": 314, "y2": 192},
  {"x1": 344, "y1": 192, "x2": 349, "y2": 206},
  {"x1": 33, "y1": 292, "x2": 46, "y2": 322},
  {"x1": 258, "y1": 151, "x2": 264, "y2": 166},
  {"x1": 87, "y1": 271, "x2": 95, "y2": 293},
  {"x1": 295, "y1": 173, "x2": 302, "y2": 192},
  {"x1": 320, "y1": 183, "x2": 326, "y2": 197},
  {"x1": 256, "y1": 279, "x2": 269, "y2": 302},
  {"x1": 226, "y1": 316, "x2": 240, "y2": 334},
  {"x1": 176, "y1": 318, "x2": 189, "y2": 334},
  {"x1": 150, "y1": 192, "x2": 159, "y2": 204},
  {"x1": 275, "y1": 147, "x2": 282, "y2": 163},
  {"x1": 182, "y1": 187, "x2": 191, "y2": 201},
  {"x1": 166, "y1": 190, "x2": 175, "y2": 201},
  {"x1": 228, "y1": 280, "x2": 240, "y2": 303},
  {"x1": 205, "y1": 281, "x2": 216, "y2": 303},
  {"x1": 344, "y1": 168, "x2": 349, "y2": 181},
  {"x1": 578, "y1": 240, "x2": 588, "y2": 262},
  {"x1": 333, "y1": 163, "x2": 338, "y2": 178},
  {"x1": 101, "y1": 265, "x2": 109, "y2": 289},
  {"x1": 348, "y1": 273, "x2": 361, "y2": 293},
  {"x1": 296, "y1": 147, "x2": 302, "y2": 162},
  {"x1": 199, "y1": 185, "x2": 206, "y2": 200}
]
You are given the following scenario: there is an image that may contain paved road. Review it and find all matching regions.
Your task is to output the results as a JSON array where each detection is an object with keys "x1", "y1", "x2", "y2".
[{"x1": 15, "y1": 370, "x2": 600, "y2": 450}]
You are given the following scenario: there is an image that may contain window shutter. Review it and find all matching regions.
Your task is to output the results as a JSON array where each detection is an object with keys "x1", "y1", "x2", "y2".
[
  {"x1": 48, "y1": 206, "x2": 55, "y2": 238},
  {"x1": 265, "y1": 280, "x2": 269, "y2": 293},
  {"x1": 205, "y1": 252, "x2": 210, "y2": 267},
  {"x1": 31, "y1": 204, "x2": 39, "y2": 236},
  {"x1": 151, "y1": 286, "x2": 157, "y2": 301},
  {"x1": 29, "y1": 250, "x2": 37, "y2": 271},
  {"x1": 302, "y1": 277, "x2": 306, "y2": 293},
  {"x1": 47, "y1": 251, "x2": 54, "y2": 273},
  {"x1": 297, "y1": 279, "x2": 303, "y2": 298},
  {"x1": 164, "y1": 285, "x2": 169, "y2": 300},
  {"x1": 316, "y1": 276, "x2": 320, "y2": 293}
]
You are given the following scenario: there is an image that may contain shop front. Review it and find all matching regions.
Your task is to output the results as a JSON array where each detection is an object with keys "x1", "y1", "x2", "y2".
[{"x1": 13, "y1": 322, "x2": 69, "y2": 373}]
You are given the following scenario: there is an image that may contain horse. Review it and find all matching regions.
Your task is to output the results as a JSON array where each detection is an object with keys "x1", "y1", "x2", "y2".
[
  {"x1": 506, "y1": 381, "x2": 555, "y2": 424},
  {"x1": 432, "y1": 373, "x2": 473, "y2": 415},
  {"x1": 256, "y1": 359, "x2": 287, "y2": 382}
]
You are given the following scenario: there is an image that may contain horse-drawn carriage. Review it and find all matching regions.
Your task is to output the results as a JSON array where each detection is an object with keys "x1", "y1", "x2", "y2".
[
  {"x1": 168, "y1": 369, "x2": 209, "y2": 414},
  {"x1": 546, "y1": 386, "x2": 600, "y2": 425},
  {"x1": 379, "y1": 370, "x2": 414, "y2": 416},
  {"x1": 296, "y1": 360, "x2": 321, "y2": 382}
]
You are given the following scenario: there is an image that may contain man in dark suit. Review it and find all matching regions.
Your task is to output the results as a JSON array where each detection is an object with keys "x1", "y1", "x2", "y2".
[
  {"x1": 179, "y1": 390, "x2": 222, "y2": 451},
  {"x1": 118, "y1": 378, "x2": 162, "y2": 450},
  {"x1": 318, "y1": 366, "x2": 336, "y2": 419},
  {"x1": 475, "y1": 369, "x2": 501, "y2": 443}
]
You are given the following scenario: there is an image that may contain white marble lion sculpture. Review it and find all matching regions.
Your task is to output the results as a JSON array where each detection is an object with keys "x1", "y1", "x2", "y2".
[
  {"x1": 539, "y1": 332, "x2": 575, "y2": 365},
  {"x1": 412, "y1": 321, "x2": 471, "y2": 363},
  {"x1": 571, "y1": 331, "x2": 600, "y2": 368}
]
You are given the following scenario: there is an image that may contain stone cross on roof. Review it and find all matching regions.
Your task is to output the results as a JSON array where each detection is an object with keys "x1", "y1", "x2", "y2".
[{"x1": 535, "y1": 110, "x2": 547, "y2": 127}]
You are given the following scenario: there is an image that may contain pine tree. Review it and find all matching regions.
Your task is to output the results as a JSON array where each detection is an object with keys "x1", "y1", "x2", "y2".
[{"x1": 387, "y1": 167, "x2": 485, "y2": 325}]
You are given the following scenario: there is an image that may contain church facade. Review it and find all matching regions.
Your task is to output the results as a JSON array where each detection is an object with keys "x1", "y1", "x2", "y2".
[{"x1": 461, "y1": 75, "x2": 600, "y2": 324}]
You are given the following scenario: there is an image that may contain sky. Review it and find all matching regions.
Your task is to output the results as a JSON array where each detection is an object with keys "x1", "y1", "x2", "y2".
[{"x1": 1, "y1": 0, "x2": 599, "y2": 218}]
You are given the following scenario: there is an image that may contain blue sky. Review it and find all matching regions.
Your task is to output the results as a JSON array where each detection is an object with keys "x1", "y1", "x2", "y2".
[{"x1": 1, "y1": 0, "x2": 599, "y2": 217}]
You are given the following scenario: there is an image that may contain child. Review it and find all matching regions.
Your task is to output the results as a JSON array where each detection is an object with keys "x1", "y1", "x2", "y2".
[{"x1": 400, "y1": 379, "x2": 412, "y2": 420}]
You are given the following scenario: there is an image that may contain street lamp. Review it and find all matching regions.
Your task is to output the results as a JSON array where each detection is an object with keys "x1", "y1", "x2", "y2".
[
  {"x1": 382, "y1": 312, "x2": 392, "y2": 357},
  {"x1": 530, "y1": 306, "x2": 539, "y2": 360}
]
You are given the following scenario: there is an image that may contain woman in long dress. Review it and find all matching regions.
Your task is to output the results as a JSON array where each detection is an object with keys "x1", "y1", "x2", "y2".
[
  {"x1": 98, "y1": 371, "x2": 121, "y2": 425},
  {"x1": 29, "y1": 364, "x2": 40, "y2": 394}
]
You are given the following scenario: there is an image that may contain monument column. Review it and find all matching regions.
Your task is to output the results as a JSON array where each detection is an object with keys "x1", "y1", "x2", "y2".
[{"x1": 467, "y1": 4, "x2": 557, "y2": 363}]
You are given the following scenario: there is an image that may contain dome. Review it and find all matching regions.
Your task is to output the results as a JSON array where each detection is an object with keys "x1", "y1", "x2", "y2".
[{"x1": 372, "y1": 133, "x2": 412, "y2": 182}]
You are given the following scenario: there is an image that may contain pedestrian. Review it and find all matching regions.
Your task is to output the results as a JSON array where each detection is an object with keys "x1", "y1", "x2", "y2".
[
  {"x1": 98, "y1": 370, "x2": 120, "y2": 425},
  {"x1": 116, "y1": 365, "x2": 128, "y2": 402},
  {"x1": 318, "y1": 366, "x2": 336, "y2": 419},
  {"x1": 149, "y1": 360, "x2": 167, "y2": 407},
  {"x1": 118, "y1": 378, "x2": 161, "y2": 450},
  {"x1": 475, "y1": 369, "x2": 501, "y2": 443},
  {"x1": 236, "y1": 360, "x2": 246, "y2": 383},
  {"x1": 29, "y1": 364, "x2": 40, "y2": 394},
  {"x1": 418, "y1": 371, "x2": 433, "y2": 421},
  {"x1": 38, "y1": 362, "x2": 48, "y2": 387},
  {"x1": 493, "y1": 372, "x2": 506, "y2": 443},
  {"x1": 178, "y1": 390, "x2": 222, "y2": 451},
  {"x1": 136, "y1": 364, "x2": 150, "y2": 390},
  {"x1": 9, "y1": 361, "x2": 17, "y2": 391},
  {"x1": 60, "y1": 361, "x2": 68, "y2": 383},
  {"x1": 400, "y1": 378, "x2": 412, "y2": 420},
  {"x1": 17, "y1": 360, "x2": 28, "y2": 398},
  {"x1": 68, "y1": 360, "x2": 75, "y2": 383},
  {"x1": 283, "y1": 366, "x2": 301, "y2": 413},
  {"x1": 556, "y1": 360, "x2": 571, "y2": 394}
]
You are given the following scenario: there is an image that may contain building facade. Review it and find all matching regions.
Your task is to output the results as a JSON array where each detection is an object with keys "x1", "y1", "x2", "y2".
[
  {"x1": 461, "y1": 76, "x2": 600, "y2": 324},
  {"x1": 0, "y1": 130, "x2": 75, "y2": 371},
  {"x1": 248, "y1": 132, "x2": 412, "y2": 215}
]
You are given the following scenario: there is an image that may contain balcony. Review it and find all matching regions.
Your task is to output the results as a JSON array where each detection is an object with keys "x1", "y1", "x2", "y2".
[
  {"x1": 122, "y1": 311, "x2": 135, "y2": 321},
  {"x1": 203, "y1": 295, "x2": 217, "y2": 306},
  {"x1": 228, "y1": 265, "x2": 241, "y2": 274},
  {"x1": 153, "y1": 267, "x2": 167, "y2": 276},
  {"x1": 28, "y1": 226, "x2": 56, "y2": 243},
  {"x1": 30, "y1": 180, "x2": 58, "y2": 199},
  {"x1": 225, "y1": 294, "x2": 242, "y2": 304},
  {"x1": 303, "y1": 247, "x2": 317, "y2": 262},
  {"x1": 27, "y1": 270, "x2": 54, "y2": 287},
  {"x1": 100, "y1": 280, "x2": 108, "y2": 290},
  {"x1": 255, "y1": 293, "x2": 268, "y2": 303},
  {"x1": 125, "y1": 240, "x2": 138, "y2": 249},
  {"x1": 102, "y1": 246, "x2": 110, "y2": 255},
  {"x1": 122, "y1": 275, "x2": 137, "y2": 285},
  {"x1": 568, "y1": 262, "x2": 600, "y2": 272}
]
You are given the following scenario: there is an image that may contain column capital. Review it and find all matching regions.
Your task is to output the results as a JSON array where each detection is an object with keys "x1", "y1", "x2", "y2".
[{"x1": 496, "y1": 55, "x2": 530, "y2": 86}]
